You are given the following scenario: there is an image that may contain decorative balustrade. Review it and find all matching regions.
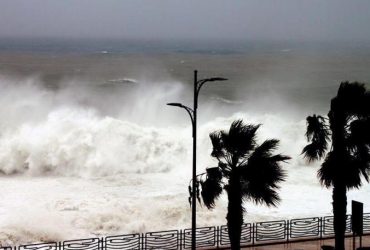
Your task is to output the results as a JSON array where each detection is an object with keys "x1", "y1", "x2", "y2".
[
  {"x1": 105, "y1": 234, "x2": 140, "y2": 250},
  {"x1": 19, "y1": 243, "x2": 58, "y2": 250},
  {"x1": 2, "y1": 213, "x2": 370, "y2": 250},
  {"x1": 289, "y1": 217, "x2": 320, "y2": 239},
  {"x1": 255, "y1": 220, "x2": 286, "y2": 242},
  {"x1": 144, "y1": 230, "x2": 179, "y2": 250},
  {"x1": 364, "y1": 214, "x2": 370, "y2": 233}
]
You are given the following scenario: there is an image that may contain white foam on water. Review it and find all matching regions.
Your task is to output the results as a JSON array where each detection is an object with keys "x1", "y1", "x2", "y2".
[{"x1": 0, "y1": 75, "x2": 369, "y2": 245}]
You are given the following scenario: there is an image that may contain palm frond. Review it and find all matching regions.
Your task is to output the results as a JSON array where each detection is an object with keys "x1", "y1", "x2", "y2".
[
  {"x1": 224, "y1": 120, "x2": 260, "y2": 159},
  {"x1": 251, "y1": 139, "x2": 279, "y2": 158},
  {"x1": 345, "y1": 118, "x2": 370, "y2": 188},
  {"x1": 302, "y1": 142, "x2": 326, "y2": 162},
  {"x1": 305, "y1": 115, "x2": 329, "y2": 141},
  {"x1": 218, "y1": 162, "x2": 231, "y2": 178},
  {"x1": 302, "y1": 115, "x2": 330, "y2": 162},
  {"x1": 270, "y1": 154, "x2": 292, "y2": 163},
  {"x1": 317, "y1": 152, "x2": 336, "y2": 188},
  {"x1": 242, "y1": 139, "x2": 288, "y2": 184},
  {"x1": 241, "y1": 158, "x2": 286, "y2": 190},
  {"x1": 200, "y1": 175, "x2": 223, "y2": 209},
  {"x1": 210, "y1": 131, "x2": 225, "y2": 159},
  {"x1": 362, "y1": 92, "x2": 370, "y2": 116},
  {"x1": 336, "y1": 82, "x2": 370, "y2": 116},
  {"x1": 348, "y1": 118, "x2": 370, "y2": 146},
  {"x1": 336, "y1": 150, "x2": 370, "y2": 189},
  {"x1": 344, "y1": 162, "x2": 364, "y2": 189},
  {"x1": 239, "y1": 139, "x2": 288, "y2": 205},
  {"x1": 220, "y1": 131, "x2": 233, "y2": 165},
  {"x1": 242, "y1": 181, "x2": 281, "y2": 207},
  {"x1": 210, "y1": 120, "x2": 260, "y2": 166},
  {"x1": 317, "y1": 151, "x2": 363, "y2": 188},
  {"x1": 337, "y1": 81, "x2": 366, "y2": 100},
  {"x1": 348, "y1": 145, "x2": 370, "y2": 185},
  {"x1": 206, "y1": 166, "x2": 223, "y2": 181}
]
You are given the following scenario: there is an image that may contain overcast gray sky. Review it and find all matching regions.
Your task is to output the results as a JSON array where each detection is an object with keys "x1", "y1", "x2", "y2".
[{"x1": 1, "y1": 0, "x2": 370, "y2": 41}]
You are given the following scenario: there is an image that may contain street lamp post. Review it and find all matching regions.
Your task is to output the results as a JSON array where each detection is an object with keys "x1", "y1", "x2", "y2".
[{"x1": 167, "y1": 70, "x2": 227, "y2": 250}]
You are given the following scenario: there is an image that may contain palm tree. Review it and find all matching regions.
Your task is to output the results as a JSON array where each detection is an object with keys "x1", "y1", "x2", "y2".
[
  {"x1": 302, "y1": 82, "x2": 370, "y2": 250},
  {"x1": 194, "y1": 120, "x2": 289, "y2": 250}
]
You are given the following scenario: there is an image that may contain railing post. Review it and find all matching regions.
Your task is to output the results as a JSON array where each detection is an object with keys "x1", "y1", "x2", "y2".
[
  {"x1": 286, "y1": 219, "x2": 290, "y2": 243},
  {"x1": 252, "y1": 223, "x2": 255, "y2": 245},
  {"x1": 216, "y1": 226, "x2": 219, "y2": 249},
  {"x1": 179, "y1": 229, "x2": 182, "y2": 250},
  {"x1": 58, "y1": 241, "x2": 62, "y2": 250},
  {"x1": 141, "y1": 233, "x2": 145, "y2": 250},
  {"x1": 320, "y1": 217, "x2": 323, "y2": 239}
]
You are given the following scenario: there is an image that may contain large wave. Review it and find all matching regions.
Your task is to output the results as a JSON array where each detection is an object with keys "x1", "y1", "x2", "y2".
[
  {"x1": 2, "y1": 74, "x2": 369, "y2": 246},
  {"x1": 0, "y1": 75, "x2": 308, "y2": 177},
  {"x1": 0, "y1": 75, "x2": 192, "y2": 176}
]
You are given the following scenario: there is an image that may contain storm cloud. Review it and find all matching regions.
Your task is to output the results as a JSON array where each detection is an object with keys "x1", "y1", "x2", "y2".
[{"x1": 1, "y1": 0, "x2": 370, "y2": 41}]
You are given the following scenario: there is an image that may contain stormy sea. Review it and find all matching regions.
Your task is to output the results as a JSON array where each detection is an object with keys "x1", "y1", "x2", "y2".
[{"x1": 0, "y1": 39, "x2": 370, "y2": 245}]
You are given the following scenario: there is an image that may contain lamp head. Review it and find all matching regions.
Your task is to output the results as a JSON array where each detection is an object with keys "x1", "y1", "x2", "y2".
[
  {"x1": 207, "y1": 77, "x2": 228, "y2": 82},
  {"x1": 167, "y1": 102, "x2": 183, "y2": 108}
]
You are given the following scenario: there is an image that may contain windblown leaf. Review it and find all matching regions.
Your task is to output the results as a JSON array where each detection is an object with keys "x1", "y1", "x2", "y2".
[
  {"x1": 209, "y1": 131, "x2": 225, "y2": 158},
  {"x1": 302, "y1": 115, "x2": 330, "y2": 162},
  {"x1": 242, "y1": 180, "x2": 281, "y2": 207},
  {"x1": 206, "y1": 166, "x2": 223, "y2": 181},
  {"x1": 317, "y1": 152, "x2": 337, "y2": 188},
  {"x1": 226, "y1": 120, "x2": 260, "y2": 158},
  {"x1": 336, "y1": 82, "x2": 366, "y2": 114},
  {"x1": 239, "y1": 139, "x2": 288, "y2": 206},
  {"x1": 348, "y1": 118, "x2": 370, "y2": 146},
  {"x1": 200, "y1": 176, "x2": 223, "y2": 209}
]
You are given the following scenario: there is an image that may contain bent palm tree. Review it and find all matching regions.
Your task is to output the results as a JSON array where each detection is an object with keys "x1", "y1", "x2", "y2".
[
  {"x1": 303, "y1": 82, "x2": 370, "y2": 250},
  {"x1": 195, "y1": 120, "x2": 289, "y2": 250}
]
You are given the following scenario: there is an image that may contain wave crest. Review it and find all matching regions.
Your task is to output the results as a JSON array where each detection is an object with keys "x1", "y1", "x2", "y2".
[{"x1": 0, "y1": 108, "x2": 190, "y2": 176}]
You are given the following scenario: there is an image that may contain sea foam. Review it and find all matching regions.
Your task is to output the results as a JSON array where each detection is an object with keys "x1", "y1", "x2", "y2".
[{"x1": 0, "y1": 75, "x2": 369, "y2": 246}]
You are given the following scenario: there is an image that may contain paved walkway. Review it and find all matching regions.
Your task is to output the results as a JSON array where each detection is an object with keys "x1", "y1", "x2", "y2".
[{"x1": 241, "y1": 235, "x2": 370, "y2": 250}]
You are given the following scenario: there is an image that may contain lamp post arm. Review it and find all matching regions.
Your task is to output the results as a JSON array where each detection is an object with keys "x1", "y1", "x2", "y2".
[
  {"x1": 196, "y1": 79, "x2": 208, "y2": 97},
  {"x1": 182, "y1": 106, "x2": 195, "y2": 129},
  {"x1": 195, "y1": 77, "x2": 228, "y2": 105},
  {"x1": 167, "y1": 103, "x2": 195, "y2": 137}
]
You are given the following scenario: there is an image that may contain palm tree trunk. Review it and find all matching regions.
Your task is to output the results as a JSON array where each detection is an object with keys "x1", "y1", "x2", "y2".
[
  {"x1": 226, "y1": 173, "x2": 243, "y2": 250},
  {"x1": 329, "y1": 104, "x2": 348, "y2": 250},
  {"x1": 333, "y1": 182, "x2": 347, "y2": 250}
]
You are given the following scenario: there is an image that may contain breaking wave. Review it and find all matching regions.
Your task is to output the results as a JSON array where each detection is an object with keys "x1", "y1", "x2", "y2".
[
  {"x1": 3, "y1": 74, "x2": 369, "y2": 246},
  {"x1": 0, "y1": 75, "x2": 308, "y2": 178},
  {"x1": 0, "y1": 108, "x2": 190, "y2": 176}
]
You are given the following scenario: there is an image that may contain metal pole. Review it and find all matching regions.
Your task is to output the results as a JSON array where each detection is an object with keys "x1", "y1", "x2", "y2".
[
  {"x1": 353, "y1": 232, "x2": 355, "y2": 250},
  {"x1": 167, "y1": 70, "x2": 226, "y2": 249},
  {"x1": 191, "y1": 70, "x2": 198, "y2": 250}
]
